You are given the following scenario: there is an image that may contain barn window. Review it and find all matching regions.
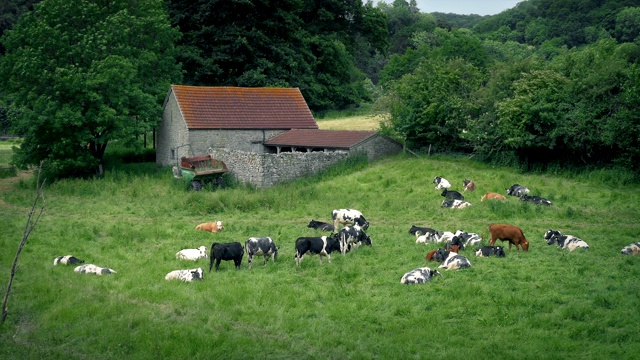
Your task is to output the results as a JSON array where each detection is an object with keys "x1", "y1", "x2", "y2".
[{"x1": 171, "y1": 149, "x2": 175, "y2": 159}]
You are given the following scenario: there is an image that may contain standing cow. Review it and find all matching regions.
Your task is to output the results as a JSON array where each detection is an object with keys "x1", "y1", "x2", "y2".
[
  {"x1": 209, "y1": 242, "x2": 244, "y2": 272},
  {"x1": 332, "y1": 209, "x2": 369, "y2": 231},
  {"x1": 245, "y1": 237, "x2": 278, "y2": 269},
  {"x1": 489, "y1": 224, "x2": 529, "y2": 251},
  {"x1": 338, "y1": 225, "x2": 372, "y2": 254},
  {"x1": 294, "y1": 234, "x2": 341, "y2": 266}
]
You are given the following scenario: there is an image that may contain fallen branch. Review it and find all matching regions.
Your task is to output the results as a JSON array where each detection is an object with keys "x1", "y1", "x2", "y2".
[{"x1": 1, "y1": 163, "x2": 46, "y2": 324}]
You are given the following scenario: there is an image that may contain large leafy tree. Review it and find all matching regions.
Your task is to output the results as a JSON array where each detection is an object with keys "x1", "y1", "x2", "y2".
[{"x1": 1, "y1": 0, "x2": 181, "y2": 178}]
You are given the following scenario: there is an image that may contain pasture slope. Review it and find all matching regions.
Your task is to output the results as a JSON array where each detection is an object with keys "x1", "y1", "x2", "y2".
[{"x1": 1, "y1": 154, "x2": 639, "y2": 359}]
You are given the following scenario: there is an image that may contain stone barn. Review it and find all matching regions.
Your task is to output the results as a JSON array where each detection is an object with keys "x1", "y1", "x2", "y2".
[{"x1": 157, "y1": 85, "x2": 402, "y2": 187}]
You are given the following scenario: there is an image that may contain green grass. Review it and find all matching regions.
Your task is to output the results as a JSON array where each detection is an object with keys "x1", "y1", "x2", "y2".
[{"x1": 1, "y1": 155, "x2": 640, "y2": 359}]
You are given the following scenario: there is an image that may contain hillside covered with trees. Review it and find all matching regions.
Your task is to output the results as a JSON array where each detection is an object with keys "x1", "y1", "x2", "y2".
[{"x1": 0, "y1": 0, "x2": 639, "y2": 178}]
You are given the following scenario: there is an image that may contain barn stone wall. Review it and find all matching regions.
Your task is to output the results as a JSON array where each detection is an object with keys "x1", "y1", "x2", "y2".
[
  {"x1": 352, "y1": 135, "x2": 403, "y2": 161},
  {"x1": 209, "y1": 148, "x2": 350, "y2": 188}
]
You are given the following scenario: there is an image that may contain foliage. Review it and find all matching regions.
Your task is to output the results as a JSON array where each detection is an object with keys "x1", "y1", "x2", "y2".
[{"x1": 1, "y1": 155, "x2": 639, "y2": 358}]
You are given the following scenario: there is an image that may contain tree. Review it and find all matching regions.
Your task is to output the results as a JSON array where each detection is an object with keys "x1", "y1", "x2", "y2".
[
  {"x1": 614, "y1": 7, "x2": 640, "y2": 43},
  {"x1": 0, "y1": 0, "x2": 181, "y2": 179}
]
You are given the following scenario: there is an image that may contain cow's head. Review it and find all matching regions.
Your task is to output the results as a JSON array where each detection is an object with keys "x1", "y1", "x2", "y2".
[
  {"x1": 521, "y1": 240, "x2": 530, "y2": 251},
  {"x1": 216, "y1": 221, "x2": 224, "y2": 231},
  {"x1": 433, "y1": 248, "x2": 448, "y2": 262},
  {"x1": 495, "y1": 246, "x2": 506, "y2": 257}
]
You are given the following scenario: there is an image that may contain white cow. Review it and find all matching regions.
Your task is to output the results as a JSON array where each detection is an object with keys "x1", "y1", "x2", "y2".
[
  {"x1": 74, "y1": 264, "x2": 116, "y2": 275},
  {"x1": 176, "y1": 246, "x2": 208, "y2": 261},
  {"x1": 165, "y1": 268, "x2": 204, "y2": 282}
]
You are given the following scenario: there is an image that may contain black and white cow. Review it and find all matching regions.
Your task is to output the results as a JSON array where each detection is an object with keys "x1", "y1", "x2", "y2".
[
  {"x1": 307, "y1": 220, "x2": 335, "y2": 232},
  {"x1": 209, "y1": 242, "x2": 244, "y2": 272},
  {"x1": 53, "y1": 255, "x2": 84, "y2": 266},
  {"x1": 408, "y1": 225, "x2": 437, "y2": 236},
  {"x1": 544, "y1": 230, "x2": 589, "y2": 251},
  {"x1": 338, "y1": 225, "x2": 372, "y2": 254},
  {"x1": 621, "y1": 242, "x2": 640, "y2": 255},
  {"x1": 520, "y1": 195, "x2": 553, "y2": 206},
  {"x1": 294, "y1": 234, "x2": 341, "y2": 266},
  {"x1": 441, "y1": 189, "x2": 464, "y2": 201},
  {"x1": 165, "y1": 267, "x2": 204, "y2": 282},
  {"x1": 74, "y1": 264, "x2": 116, "y2": 275},
  {"x1": 441, "y1": 199, "x2": 472, "y2": 209},
  {"x1": 435, "y1": 249, "x2": 472, "y2": 270},
  {"x1": 475, "y1": 246, "x2": 506, "y2": 257},
  {"x1": 245, "y1": 237, "x2": 278, "y2": 269},
  {"x1": 453, "y1": 230, "x2": 483, "y2": 247},
  {"x1": 445, "y1": 235, "x2": 466, "y2": 251},
  {"x1": 332, "y1": 209, "x2": 369, "y2": 231},
  {"x1": 400, "y1": 267, "x2": 443, "y2": 284},
  {"x1": 506, "y1": 184, "x2": 530, "y2": 197},
  {"x1": 433, "y1": 176, "x2": 451, "y2": 190}
]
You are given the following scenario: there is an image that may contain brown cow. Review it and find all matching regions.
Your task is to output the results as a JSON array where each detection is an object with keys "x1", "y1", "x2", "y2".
[
  {"x1": 489, "y1": 224, "x2": 529, "y2": 251},
  {"x1": 425, "y1": 250, "x2": 438, "y2": 261},
  {"x1": 463, "y1": 179, "x2": 476, "y2": 192},
  {"x1": 195, "y1": 221, "x2": 224, "y2": 233},
  {"x1": 481, "y1": 192, "x2": 507, "y2": 201}
]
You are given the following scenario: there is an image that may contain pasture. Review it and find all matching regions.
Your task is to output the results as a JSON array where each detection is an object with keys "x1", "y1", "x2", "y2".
[{"x1": 1, "y1": 154, "x2": 640, "y2": 359}]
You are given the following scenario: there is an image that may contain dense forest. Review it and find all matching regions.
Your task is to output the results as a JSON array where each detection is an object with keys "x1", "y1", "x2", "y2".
[{"x1": 0, "y1": 0, "x2": 639, "y2": 178}]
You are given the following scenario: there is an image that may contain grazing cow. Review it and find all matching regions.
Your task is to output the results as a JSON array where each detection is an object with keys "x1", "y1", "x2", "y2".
[
  {"x1": 453, "y1": 230, "x2": 483, "y2": 247},
  {"x1": 433, "y1": 176, "x2": 451, "y2": 190},
  {"x1": 338, "y1": 225, "x2": 372, "y2": 254},
  {"x1": 245, "y1": 237, "x2": 278, "y2": 269},
  {"x1": 408, "y1": 225, "x2": 437, "y2": 236},
  {"x1": 621, "y1": 242, "x2": 640, "y2": 255},
  {"x1": 481, "y1": 192, "x2": 506, "y2": 201},
  {"x1": 489, "y1": 224, "x2": 529, "y2": 251},
  {"x1": 506, "y1": 184, "x2": 530, "y2": 197},
  {"x1": 441, "y1": 189, "x2": 464, "y2": 201},
  {"x1": 544, "y1": 230, "x2": 589, "y2": 251},
  {"x1": 53, "y1": 255, "x2": 84, "y2": 266},
  {"x1": 74, "y1": 264, "x2": 116, "y2": 275},
  {"x1": 463, "y1": 179, "x2": 476, "y2": 192},
  {"x1": 332, "y1": 209, "x2": 369, "y2": 231},
  {"x1": 307, "y1": 220, "x2": 335, "y2": 232},
  {"x1": 195, "y1": 221, "x2": 224, "y2": 233},
  {"x1": 400, "y1": 267, "x2": 443, "y2": 284},
  {"x1": 441, "y1": 199, "x2": 472, "y2": 209},
  {"x1": 434, "y1": 248, "x2": 472, "y2": 270},
  {"x1": 294, "y1": 234, "x2": 341, "y2": 266},
  {"x1": 165, "y1": 268, "x2": 204, "y2": 282},
  {"x1": 425, "y1": 249, "x2": 438, "y2": 261},
  {"x1": 520, "y1": 195, "x2": 553, "y2": 206},
  {"x1": 209, "y1": 242, "x2": 244, "y2": 272},
  {"x1": 475, "y1": 246, "x2": 506, "y2": 257},
  {"x1": 176, "y1": 246, "x2": 208, "y2": 261}
]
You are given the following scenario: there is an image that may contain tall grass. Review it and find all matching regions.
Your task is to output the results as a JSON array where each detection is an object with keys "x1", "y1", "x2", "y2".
[{"x1": 1, "y1": 154, "x2": 640, "y2": 359}]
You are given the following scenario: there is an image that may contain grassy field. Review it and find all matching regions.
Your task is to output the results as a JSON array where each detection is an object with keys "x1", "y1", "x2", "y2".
[
  {"x1": 1, "y1": 151, "x2": 639, "y2": 359},
  {"x1": 316, "y1": 114, "x2": 386, "y2": 131}
]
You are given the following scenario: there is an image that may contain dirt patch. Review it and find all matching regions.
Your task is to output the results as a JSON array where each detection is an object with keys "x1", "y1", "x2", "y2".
[{"x1": 0, "y1": 170, "x2": 33, "y2": 193}]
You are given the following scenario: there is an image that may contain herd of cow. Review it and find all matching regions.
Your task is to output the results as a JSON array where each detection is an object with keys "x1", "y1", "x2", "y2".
[{"x1": 53, "y1": 176, "x2": 640, "y2": 282}]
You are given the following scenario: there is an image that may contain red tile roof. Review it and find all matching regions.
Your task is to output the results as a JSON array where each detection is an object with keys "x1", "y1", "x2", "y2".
[
  {"x1": 170, "y1": 85, "x2": 318, "y2": 130},
  {"x1": 263, "y1": 129, "x2": 377, "y2": 149}
]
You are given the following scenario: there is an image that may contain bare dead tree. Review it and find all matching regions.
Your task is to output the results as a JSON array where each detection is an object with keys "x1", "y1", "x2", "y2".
[{"x1": 2, "y1": 163, "x2": 46, "y2": 323}]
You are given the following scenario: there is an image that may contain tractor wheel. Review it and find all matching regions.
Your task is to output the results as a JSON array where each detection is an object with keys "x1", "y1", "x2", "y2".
[{"x1": 191, "y1": 180, "x2": 203, "y2": 191}]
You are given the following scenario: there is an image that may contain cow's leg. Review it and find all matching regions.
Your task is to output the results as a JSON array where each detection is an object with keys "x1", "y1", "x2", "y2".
[
  {"x1": 248, "y1": 255, "x2": 253, "y2": 269},
  {"x1": 215, "y1": 258, "x2": 222, "y2": 271}
]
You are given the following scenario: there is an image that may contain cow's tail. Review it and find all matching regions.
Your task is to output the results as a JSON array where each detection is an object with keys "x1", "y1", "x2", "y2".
[{"x1": 209, "y1": 243, "x2": 217, "y2": 272}]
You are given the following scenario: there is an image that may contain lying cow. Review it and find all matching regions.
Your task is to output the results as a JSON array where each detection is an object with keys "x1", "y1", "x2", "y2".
[
  {"x1": 489, "y1": 224, "x2": 529, "y2": 251},
  {"x1": 176, "y1": 246, "x2": 208, "y2": 261},
  {"x1": 209, "y1": 242, "x2": 244, "y2": 272},
  {"x1": 74, "y1": 264, "x2": 116, "y2": 275},
  {"x1": 506, "y1": 184, "x2": 530, "y2": 197},
  {"x1": 433, "y1": 176, "x2": 451, "y2": 190},
  {"x1": 245, "y1": 237, "x2": 278, "y2": 269},
  {"x1": 294, "y1": 234, "x2": 341, "y2": 266},
  {"x1": 441, "y1": 199, "x2": 472, "y2": 209},
  {"x1": 444, "y1": 235, "x2": 465, "y2": 251},
  {"x1": 415, "y1": 230, "x2": 439, "y2": 244},
  {"x1": 53, "y1": 255, "x2": 84, "y2": 266},
  {"x1": 481, "y1": 192, "x2": 506, "y2": 201},
  {"x1": 475, "y1": 246, "x2": 506, "y2": 257},
  {"x1": 441, "y1": 189, "x2": 464, "y2": 201},
  {"x1": 621, "y1": 242, "x2": 640, "y2": 255},
  {"x1": 463, "y1": 179, "x2": 476, "y2": 192},
  {"x1": 332, "y1": 209, "x2": 369, "y2": 231},
  {"x1": 165, "y1": 267, "x2": 204, "y2": 282},
  {"x1": 400, "y1": 267, "x2": 443, "y2": 284},
  {"x1": 195, "y1": 221, "x2": 224, "y2": 233},
  {"x1": 425, "y1": 249, "x2": 438, "y2": 261},
  {"x1": 338, "y1": 225, "x2": 372, "y2": 254},
  {"x1": 520, "y1": 195, "x2": 553, "y2": 206},
  {"x1": 408, "y1": 225, "x2": 437, "y2": 236},
  {"x1": 307, "y1": 220, "x2": 335, "y2": 232},
  {"x1": 453, "y1": 230, "x2": 483, "y2": 247},
  {"x1": 544, "y1": 230, "x2": 589, "y2": 251},
  {"x1": 434, "y1": 248, "x2": 472, "y2": 270}
]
